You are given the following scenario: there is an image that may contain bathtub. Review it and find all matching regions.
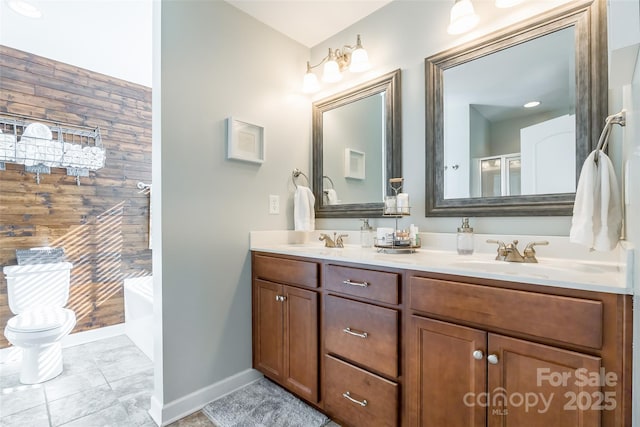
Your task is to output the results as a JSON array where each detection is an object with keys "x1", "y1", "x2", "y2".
[{"x1": 124, "y1": 276, "x2": 153, "y2": 361}]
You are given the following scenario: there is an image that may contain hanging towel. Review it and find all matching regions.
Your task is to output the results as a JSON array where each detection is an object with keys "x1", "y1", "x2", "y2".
[
  {"x1": 569, "y1": 150, "x2": 622, "y2": 251},
  {"x1": 325, "y1": 188, "x2": 339, "y2": 205},
  {"x1": 294, "y1": 185, "x2": 315, "y2": 231}
]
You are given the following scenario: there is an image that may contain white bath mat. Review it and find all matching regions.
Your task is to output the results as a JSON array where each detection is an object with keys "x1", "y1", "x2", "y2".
[{"x1": 202, "y1": 377, "x2": 329, "y2": 427}]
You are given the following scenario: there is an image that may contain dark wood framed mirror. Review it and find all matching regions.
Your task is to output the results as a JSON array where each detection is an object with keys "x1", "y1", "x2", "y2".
[
  {"x1": 313, "y1": 69, "x2": 402, "y2": 218},
  {"x1": 425, "y1": 0, "x2": 606, "y2": 216}
]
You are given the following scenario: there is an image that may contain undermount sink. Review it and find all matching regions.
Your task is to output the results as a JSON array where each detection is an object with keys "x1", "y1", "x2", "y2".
[{"x1": 450, "y1": 258, "x2": 619, "y2": 277}]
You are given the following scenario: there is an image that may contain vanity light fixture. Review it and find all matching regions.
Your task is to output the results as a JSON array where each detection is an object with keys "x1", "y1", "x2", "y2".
[
  {"x1": 302, "y1": 34, "x2": 371, "y2": 94},
  {"x1": 447, "y1": 0, "x2": 479, "y2": 35},
  {"x1": 524, "y1": 101, "x2": 541, "y2": 108},
  {"x1": 7, "y1": 0, "x2": 42, "y2": 18}
]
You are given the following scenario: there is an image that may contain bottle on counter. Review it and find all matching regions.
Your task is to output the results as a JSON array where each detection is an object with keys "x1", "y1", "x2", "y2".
[
  {"x1": 360, "y1": 219, "x2": 374, "y2": 248},
  {"x1": 457, "y1": 217, "x2": 474, "y2": 255}
]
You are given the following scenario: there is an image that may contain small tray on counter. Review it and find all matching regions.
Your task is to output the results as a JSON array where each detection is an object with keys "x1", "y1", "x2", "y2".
[{"x1": 374, "y1": 243, "x2": 421, "y2": 254}]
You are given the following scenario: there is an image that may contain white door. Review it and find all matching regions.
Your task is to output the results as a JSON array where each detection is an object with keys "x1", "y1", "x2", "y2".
[{"x1": 520, "y1": 114, "x2": 575, "y2": 195}]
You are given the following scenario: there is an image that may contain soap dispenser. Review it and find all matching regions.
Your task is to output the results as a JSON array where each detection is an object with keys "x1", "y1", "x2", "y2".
[
  {"x1": 457, "y1": 217, "x2": 474, "y2": 255},
  {"x1": 360, "y1": 219, "x2": 374, "y2": 248}
]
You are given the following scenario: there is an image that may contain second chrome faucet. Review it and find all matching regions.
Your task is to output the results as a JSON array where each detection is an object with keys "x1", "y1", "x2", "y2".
[{"x1": 487, "y1": 239, "x2": 549, "y2": 263}]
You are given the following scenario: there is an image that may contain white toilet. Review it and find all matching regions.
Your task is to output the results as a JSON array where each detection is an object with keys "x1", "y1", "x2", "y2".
[{"x1": 3, "y1": 262, "x2": 76, "y2": 384}]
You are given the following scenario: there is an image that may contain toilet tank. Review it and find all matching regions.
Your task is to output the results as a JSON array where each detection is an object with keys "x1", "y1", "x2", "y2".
[{"x1": 3, "y1": 262, "x2": 73, "y2": 314}]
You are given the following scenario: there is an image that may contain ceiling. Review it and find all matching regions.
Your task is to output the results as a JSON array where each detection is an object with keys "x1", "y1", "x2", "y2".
[{"x1": 225, "y1": 0, "x2": 393, "y2": 48}]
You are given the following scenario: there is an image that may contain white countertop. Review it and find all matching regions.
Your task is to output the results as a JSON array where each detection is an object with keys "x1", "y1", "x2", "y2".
[{"x1": 250, "y1": 231, "x2": 634, "y2": 295}]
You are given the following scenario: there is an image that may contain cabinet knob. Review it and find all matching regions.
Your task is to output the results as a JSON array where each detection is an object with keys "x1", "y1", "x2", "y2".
[
  {"x1": 274, "y1": 295, "x2": 287, "y2": 302},
  {"x1": 487, "y1": 354, "x2": 499, "y2": 365},
  {"x1": 472, "y1": 350, "x2": 484, "y2": 360}
]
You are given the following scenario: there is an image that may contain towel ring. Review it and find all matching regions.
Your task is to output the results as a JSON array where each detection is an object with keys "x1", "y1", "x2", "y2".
[
  {"x1": 594, "y1": 110, "x2": 626, "y2": 166},
  {"x1": 292, "y1": 169, "x2": 309, "y2": 189},
  {"x1": 323, "y1": 175, "x2": 334, "y2": 189}
]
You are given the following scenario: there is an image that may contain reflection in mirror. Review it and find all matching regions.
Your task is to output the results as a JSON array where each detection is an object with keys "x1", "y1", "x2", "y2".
[
  {"x1": 313, "y1": 69, "x2": 401, "y2": 218},
  {"x1": 426, "y1": 0, "x2": 606, "y2": 216},
  {"x1": 323, "y1": 92, "x2": 384, "y2": 204},
  {"x1": 443, "y1": 27, "x2": 576, "y2": 199}
]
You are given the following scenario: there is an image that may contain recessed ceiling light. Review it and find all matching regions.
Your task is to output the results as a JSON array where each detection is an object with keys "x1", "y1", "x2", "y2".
[
  {"x1": 524, "y1": 101, "x2": 540, "y2": 108},
  {"x1": 8, "y1": 0, "x2": 42, "y2": 18}
]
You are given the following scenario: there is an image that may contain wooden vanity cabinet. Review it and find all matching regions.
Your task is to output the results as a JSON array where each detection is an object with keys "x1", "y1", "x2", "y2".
[
  {"x1": 251, "y1": 253, "x2": 632, "y2": 426},
  {"x1": 322, "y1": 263, "x2": 402, "y2": 427},
  {"x1": 252, "y1": 253, "x2": 320, "y2": 403},
  {"x1": 406, "y1": 274, "x2": 632, "y2": 427}
]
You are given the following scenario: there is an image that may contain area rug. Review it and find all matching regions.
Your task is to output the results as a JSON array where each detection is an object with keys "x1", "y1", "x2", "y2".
[{"x1": 202, "y1": 377, "x2": 330, "y2": 427}]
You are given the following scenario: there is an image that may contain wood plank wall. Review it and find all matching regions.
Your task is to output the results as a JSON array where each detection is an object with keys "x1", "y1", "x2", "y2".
[{"x1": 0, "y1": 46, "x2": 152, "y2": 348}]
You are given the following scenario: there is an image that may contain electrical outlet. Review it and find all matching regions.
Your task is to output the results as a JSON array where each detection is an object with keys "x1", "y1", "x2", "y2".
[{"x1": 269, "y1": 195, "x2": 280, "y2": 214}]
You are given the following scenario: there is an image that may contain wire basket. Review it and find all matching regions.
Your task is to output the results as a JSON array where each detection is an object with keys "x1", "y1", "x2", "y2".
[{"x1": 16, "y1": 248, "x2": 65, "y2": 265}]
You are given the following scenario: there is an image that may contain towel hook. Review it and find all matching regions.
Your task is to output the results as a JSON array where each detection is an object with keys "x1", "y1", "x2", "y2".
[{"x1": 292, "y1": 169, "x2": 309, "y2": 189}]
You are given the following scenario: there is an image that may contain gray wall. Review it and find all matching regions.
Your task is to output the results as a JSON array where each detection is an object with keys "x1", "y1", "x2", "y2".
[{"x1": 158, "y1": 0, "x2": 309, "y2": 404}]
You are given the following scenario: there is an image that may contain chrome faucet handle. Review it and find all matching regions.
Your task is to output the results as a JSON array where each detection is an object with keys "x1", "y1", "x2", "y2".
[
  {"x1": 336, "y1": 234, "x2": 349, "y2": 248},
  {"x1": 486, "y1": 239, "x2": 507, "y2": 261},
  {"x1": 523, "y1": 241, "x2": 549, "y2": 263}
]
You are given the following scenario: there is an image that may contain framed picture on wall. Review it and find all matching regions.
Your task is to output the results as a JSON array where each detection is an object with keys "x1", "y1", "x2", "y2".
[
  {"x1": 226, "y1": 117, "x2": 265, "y2": 164},
  {"x1": 344, "y1": 148, "x2": 365, "y2": 179}
]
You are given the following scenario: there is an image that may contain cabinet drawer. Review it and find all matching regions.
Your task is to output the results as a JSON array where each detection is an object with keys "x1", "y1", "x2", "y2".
[
  {"x1": 253, "y1": 254, "x2": 318, "y2": 288},
  {"x1": 324, "y1": 295, "x2": 398, "y2": 377},
  {"x1": 324, "y1": 355, "x2": 398, "y2": 427},
  {"x1": 409, "y1": 276, "x2": 603, "y2": 349},
  {"x1": 325, "y1": 264, "x2": 399, "y2": 304}
]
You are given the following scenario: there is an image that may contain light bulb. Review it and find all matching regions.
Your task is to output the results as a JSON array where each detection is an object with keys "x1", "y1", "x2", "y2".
[
  {"x1": 322, "y1": 59, "x2": 342, "y2": 83},
  {"x1": 302, "y1": 70, "x2": 320, "y2": 93},
  {"x1": 447, "y1": 0, "x2": 479, "y2": 35},
  {"x1": 349, "y1": 35, "x2": 370, "y2": 72}
]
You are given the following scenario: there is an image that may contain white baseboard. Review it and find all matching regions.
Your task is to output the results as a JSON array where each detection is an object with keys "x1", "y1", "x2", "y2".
[
  {"x1": 63, "y1": 324, "x2": 125, "y2": 348},
  {"x1": 149, "y1": 368, "x2": 263, "y2": 426},
  {"x1": 0, "y1": 324, "x2": 126, "y2": 362}
]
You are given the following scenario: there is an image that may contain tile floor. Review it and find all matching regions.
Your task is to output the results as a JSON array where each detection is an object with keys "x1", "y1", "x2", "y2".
[{"x1": 0, "y1": 335, "x2": 340, "y2": 427}]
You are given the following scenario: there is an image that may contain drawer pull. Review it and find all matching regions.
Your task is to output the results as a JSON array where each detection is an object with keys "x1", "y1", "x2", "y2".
[
  {"x1": 343, "y1": 279, "x2": 369, "y2": 288},
  {"x1": 343, "y1": 327, "x2": 368, "y2": 339},
  {"x1": 343, "y1": 391, "x2": 368, "y2": 407},
  {"x1": 487, "y1": 354, "x2": 499, "y2": 365}
]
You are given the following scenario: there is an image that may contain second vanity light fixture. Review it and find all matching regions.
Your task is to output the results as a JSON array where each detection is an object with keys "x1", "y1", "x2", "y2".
[
  {"x1": 447, "y1": 0, "x2": 525, "y2": 35},
  {"x1": 302, "y1": 34, "x2": 371, "y2": 94}
]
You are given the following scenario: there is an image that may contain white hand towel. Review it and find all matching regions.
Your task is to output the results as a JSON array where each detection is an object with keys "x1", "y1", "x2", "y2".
[
  {"x1": 569, "y1": 150, "x2": 622, "y2": 251},
  {"x1": 325, "y1": 188, "x2": 339, "y2": 205},
  {"x1": 294, "y1": 185, "x2": 315, "y2": 231}
]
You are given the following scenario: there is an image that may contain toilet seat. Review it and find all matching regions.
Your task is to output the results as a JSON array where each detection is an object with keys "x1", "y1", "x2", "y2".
[{"x1": 6, "y1": 307, "x2": 75, "y2": 333}]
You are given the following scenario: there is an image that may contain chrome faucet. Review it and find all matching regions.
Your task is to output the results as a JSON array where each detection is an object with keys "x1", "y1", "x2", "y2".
[
  {"x1": 504, "y1": 240, "x2": 525, "y2": 262},
  {"x1": 487, "y1": 239, "x2": 549, "y2": 263},
  {"x1": 319, "y1": 232, "x2": 349, "y2": 248}
]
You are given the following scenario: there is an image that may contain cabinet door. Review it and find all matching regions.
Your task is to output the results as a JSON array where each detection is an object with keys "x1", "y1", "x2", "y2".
[
  {"x1": 487, "y1": 334, "x2": 602, "y2": 427},
  {"x1": 407, "y1": 316, "x2": 487, "y2": 427},
  {"x1": 283, "y1": 285, "x2": 319, "y2": 402},
  {"x1": 253, "y1": 279, "x2": 283, "y2": 381}
]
